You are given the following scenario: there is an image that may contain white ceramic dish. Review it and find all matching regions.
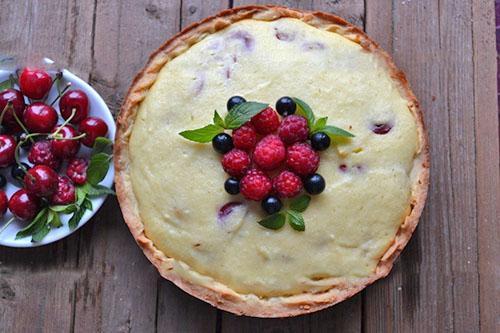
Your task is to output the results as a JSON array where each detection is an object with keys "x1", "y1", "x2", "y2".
[{"x1": 0, "y1": 68, "x2": 115, "y2": 248}]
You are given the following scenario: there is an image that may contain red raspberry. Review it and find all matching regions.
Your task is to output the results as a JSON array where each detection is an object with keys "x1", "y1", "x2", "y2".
[
  {"x1": 221, "y1": 149, "x2": 250, "y2": 177},
  {"x1": 66, "y1": 158, "x2": 88, "y2": 185},
  {"x1": 286, "y1": 143, "x2": 320, "y2": 176},
  {"x1": 273, "y1": 171, "x2": 303, "y2": 198},
  {"x1": 278, "y1": 115, "x2": 309, "y2": 145},
  {"x1": 232, "y1": 123, "x2": 257, "y2": 151},
  {"x1": 28, "y1": 140, "x2": 61, "y2": 170},
  {"x1": 51, "y1": 176, "x2": 76, "y2": 205},
  {"x1": 240, "y1": 169, "x2": 272, "y2": 200},
  {"x1": 253, "y1": 135, "x2": 286, "y2": 170},
  {"x1": 251, "y1": 107, "x2": 280, "y2": 135}
]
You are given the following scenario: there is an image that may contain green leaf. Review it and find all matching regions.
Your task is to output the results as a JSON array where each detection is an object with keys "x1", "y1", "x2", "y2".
[
  {"x1": 179, "y1": 124, "x2": 223, "y2": 143},
  {"x1": 15, "y1": 208, "x2": 48, "y2": 239},
  {"x1": 82, "y1": 198, "x2": 93, "y2": 211},
  {"x1": 87, "y1": 152, "x2": 112, "y2": 186},
  {"x1": 322, "y1": 125, "x2": 355, "y2": 138},
  {"x1": 213, "y1": 110, "x2": 225, "y2": 128},
  {"x1": 258, "y1": 213, "x2": 286, "y2": 230},
  {"x1": 293, "y1": 97, "x2": 315, "y2": 129},
  {"x1": 289, "y1": 195, "x2": 311, "y2": 213},
  {"x1": 0, "y1": 78, "x2": 12, "y2": 91},
  {"x1": 86, "y1": 184, "x2": 115, "y2": 197},
  {"x1": 312, "y1": 117, "x2": 328, "y2": 132},
  {"x1": 50, "y1": 204, "x2": 77, "y2": 214},
  {"x1": 50, "y1": 212, "x2": 62, "y2": 228},
  {"x1": 224, "y1": 102, "x2": 268, "y2": 129},
  {"x1": 68, "y1": 207, "x2": 86, "y2": 230},
  {"x1": 31, "y1": 224, "x2": 51, "y2": 242},
  {"x1": 92, "y1": 136, "x2": 113, "y2": 156},
  {"x1": 287, "y1": 210, "x2": 305, "y2": 231},
  {"x1": 76, "y1": 186, "x2": 87, "y2": 206}
]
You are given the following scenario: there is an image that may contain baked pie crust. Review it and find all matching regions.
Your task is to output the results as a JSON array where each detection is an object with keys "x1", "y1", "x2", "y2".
[{"x1": 114, "y1": 5, "x2": 429, "y2": 317}]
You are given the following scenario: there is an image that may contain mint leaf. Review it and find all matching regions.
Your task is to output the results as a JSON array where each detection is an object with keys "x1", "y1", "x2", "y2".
[
  {"x1": 289, "y1": 195, "x2": 311, "y2": 213},
  {"x1": 293, "y1": 97, "x2": 315, "y2": 129},
  {"x1": 87, "y1": 152, "x2": 111, "y2": 186},
  {"x1": 50, "y1": 204, "x2": 77, "y2": 214},
  {"x1": 92, "y1": 136, "x2": 113, "y2": 156},
  {"x1": 224, "y1": 102, "x2": 268, "y2": 129},
  {"x1": 179, "y1": 124, "x2": 223, "y2": 143},
  {"x1": 69, "y1": 206, "x2": 86, "y2": 229},
  {"x1": 312, "y1": 117, "x2": 328, "y2": 132},
  {"x1": 0, "y1": 78, "x2": 12, "y2": 91},
  {"x1": 82, "y1": 197, "x2": 93, "y2": 211},
  {"x1": 86, "y1": 184, "x2": 115, "y2": 197},
  {"x1": 213, "y1": 111, "x2": 225, "y2": 128},
  {"x1": 76, "y1": 186, "x2": 87, "y2": 206},
  {"x1": 31, "y1": 224, "x2": 51, "y2": 242},
  {"x1": 50, "y1": 212, "x2": 62, "y2": 228},
  {"x1": 287, "y1": 210, "x2": 305, "y2": 231},
  {"x1": 15, "y1": 208, "x2": 48, "y2": 239},
  {"x1": 323, "y1": 125, "x2": 355, "y2": 138},
  {"x1": 258, "y1": 213, "x2": 286, "y2": 230}
]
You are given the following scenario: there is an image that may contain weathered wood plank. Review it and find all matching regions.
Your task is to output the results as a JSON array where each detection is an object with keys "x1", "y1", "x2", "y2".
[
  {"x1": 472, "y1": 1, "x2": 500, "y2": 332},
  {"x1": 0, "y1": 1, "x2": 95, "y2": 332},
  {"x1": 364, "y1": 0, "x2": 481, "y2": 332}
]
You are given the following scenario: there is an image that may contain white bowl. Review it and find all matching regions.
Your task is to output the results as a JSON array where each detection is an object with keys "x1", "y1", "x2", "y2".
[{"x1": 0, "y1": 68, "x2": 115, "y2": 247}]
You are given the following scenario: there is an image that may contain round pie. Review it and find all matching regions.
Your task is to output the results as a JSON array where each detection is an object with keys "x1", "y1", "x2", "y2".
[{"x1": 115, "y1": 5, "x2": 429, "y2": 317}]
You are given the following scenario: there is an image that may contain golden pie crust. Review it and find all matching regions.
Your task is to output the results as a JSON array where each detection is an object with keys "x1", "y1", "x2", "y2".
[{"x1": 114, "y1": 5, "x2": 430, "y2": 317}]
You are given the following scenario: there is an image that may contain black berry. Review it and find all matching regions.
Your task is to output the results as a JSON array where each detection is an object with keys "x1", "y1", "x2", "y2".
[
  {"x1": 275, "y1": 96, "x2": 296, "y2": 116},
  {"x1": 0, "y1": 174, "x2": 6, "y2": 188},
  {"x1": 261, "y1": 195, "x2": 282, "y2": 215},
  {"x1": 212, "y1": 133, "x2": 233, "y2": 154},
  {"x1": 224, "y1": 177, "x2": 240, "y2": 195},
  {"x1": 310, "y1": 132, "x2": 331, "y2": 151},
  {"x1": 227, "y1": 96, "x2": 246, "y2": 111},
  {"x1": 304, "y1": 173, "x2": 325, "y2": 195},
  {"x1": 11, "y1": 162, "x2": 30, "y2": 183}
]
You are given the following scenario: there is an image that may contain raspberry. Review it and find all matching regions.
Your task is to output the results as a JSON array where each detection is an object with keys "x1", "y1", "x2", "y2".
[
  {"x1": 273, "y1": 171, "x2": 303, "y2": 198},
  {"x1": 240, "y1": 169, "x2": 272, "y2": 200},
  {"x1": 232, "y1": 123, "x2": 257, "y2": 151},
  {"x1": 28, "y1": 140, "x2": 61, "y2": 170},
  {"x1": 251, "y1": 107, "x2": 280, "y2": 135},
  {"x1": 66, "y1": 158, "x2": 88, "y2": 185},
  {"x1": 253, "y1": 135, "x2": 286, "y2": 170},
  {"x1": 278, "y1": 115, "x2": 309, "y2": 145},
  {"x1": 221, "y1": 149, "x2": 251, "y2": 177},
  {"x1": 51, "y1": 176, "x2": 76, "y2": 205},
  {"x1": 286, "y1": 143, "x2": 320, "y2": 176}
]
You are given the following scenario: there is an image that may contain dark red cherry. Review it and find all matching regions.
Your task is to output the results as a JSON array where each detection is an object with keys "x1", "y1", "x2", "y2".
[
  {"x1": 79, "y1": 117, "x2": 108, "y2": 147},
  {"x1": 19, "y1": 67, "x2": 52, "y2": 99},
  {"x1": 23, "y1": 102, "x2": 58, "y2": 133},
  {"x1": 0, "y1": 190, "x2": 7, "y2": 217},
  {"x1": 59, "y1": 89, "x2": 89, "y2": 124},
  {"x1": 24, "y1": 165, "x2": 59, "y2": 197},
  {"x1": 0, "y1": 134, "x2": 16, "y2": 167},
  {"x1": 51, "y1": 125, "x2": 80, "y2": 159},
  {"x1": 8, "y1": 189, "x2": 40, "y2": 220},
  {"x1": 0, "y1": 89, "x2": 25, "y2": 131}
]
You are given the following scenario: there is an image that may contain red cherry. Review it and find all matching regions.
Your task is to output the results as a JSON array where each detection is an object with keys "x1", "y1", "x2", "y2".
[
  {"x1": 51, "y1": 125, "x2": 80, "y2": 159},
  {"x1": 79, "y1": 117, "x2": 108, "y2": 147},
  {"x1": 0, "y1": 190, "x2": 8, "y2": 217},
  {"x1": 50, "y1": 176, "x2": 76, "y2": 205},
  {"x1": 24, "y1": 165, "x2": 59, "y2": 197},
  {"x1": 23, "y1": 102, "x2": 58, "y2": 133},
  {"x1": 19, "y1": 67, "x2": 52, "y2": 99},
  {"x1": 59, "y1": 89, "x2": 89, "y2": 124},
  {"x1": 0, "y1": 134, "x2": 16, "y2": 167},
  {"x1": 0, "y1": 89, "x2": 25, "y2": 131},
  {"x1": 8, "y1": 189, "x2": 40, "y2": 220}
]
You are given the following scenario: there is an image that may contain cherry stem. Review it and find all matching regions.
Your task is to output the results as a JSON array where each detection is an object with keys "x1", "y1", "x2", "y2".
[
  {"x1": 0, "y1": 216, "x2": 16, "y2": 235},
  {"x1": 49, "y1": 82, "x2": 71, "y2": 107},
  {"x1": 11, "y1": 108, "x2": 34, "y2": 143},
  {"x1": 52, "y1": 108, "x2": 75, "y2": 137},
  {"x1": 45, "y1": 71, "x2": 63, "y2": 103},
  {"x1": 14, "y1": 133, "x2": 45, "y2": 167},
  {"x1": 0, "y1": 101, "x2": 12, "y2": 126}
]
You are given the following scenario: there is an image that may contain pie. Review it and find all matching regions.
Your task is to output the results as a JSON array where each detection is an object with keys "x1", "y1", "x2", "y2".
[{"x1": 114, "y1": 5, "x2": 429, "y2": 317}]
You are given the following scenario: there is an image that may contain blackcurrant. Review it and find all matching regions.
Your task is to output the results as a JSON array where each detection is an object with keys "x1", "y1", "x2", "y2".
[
  {"x1": 227, "y1": 96, "x2": 246, "y2": 111},
  {"x1": 261, "y1": 195, "x2": 282, "y2": 215},
  {"x1": 304, "y1": 173, "x2": 325, "y2": 195},
  {"x1": 212, "y1": 133, "x2": 233, "y2": 154},
  {"x1": 11, "y1": 162, "x2": 30, "y2": 183},
  {"x1": 310, "y1": 132, "x2": 331, "y2": 151},
  {"x1": 0, "y1": 174, "x2": 6, "y2": 188},
  {"x1": 275, "y1": 96, "x2": 296, "y2": 116},
  {"x1": 224, "y1": 177, "x2": 240, "y2": 195}
]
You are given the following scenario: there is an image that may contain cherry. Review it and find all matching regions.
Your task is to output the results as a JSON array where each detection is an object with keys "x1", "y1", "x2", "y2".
[
  {"x1": 0, "y1": 89, "x2": 25, "y2": 131},
  {"x1": 23, "y1": 102, "x2": 58, "y2": 133},
  {"x1": 0, "y1": 190, "x2": 7, "y2": 217},
  {"x1": 79, "y1": 117, "x2": 108, "y2": 147},
  {"x1": 51, "y1": 176, "x2": 76, "y2": 205},
  {"x1": 28, "y1": 140, "x2": 61, "y2": 170},
  {"x1": 0, "y1": 134, "x2": 16, "y2": 167},
  {"x1": 8, "y1": 189, "x2": 40, "y2": 220},
  {"x1": 19, "y1": 67, "x2": 52, "y2": 99},
  {"x1": 59, "y1": 89, "x2": 89, "y2": 123},
  {"x1": 51, "y1": 125, "x2": 80, "y2": 159},
  {"x1": 24, "y1": 165, "x2": 59, "y2": 197}
]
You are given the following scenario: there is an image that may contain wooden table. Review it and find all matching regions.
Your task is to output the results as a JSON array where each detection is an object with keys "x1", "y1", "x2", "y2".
[{"x1": 1, "y1": 1, "x2": 498, "y2": 332}]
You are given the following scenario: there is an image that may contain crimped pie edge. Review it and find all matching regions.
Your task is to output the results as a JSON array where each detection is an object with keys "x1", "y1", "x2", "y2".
[{"x1": 114, "y1": 5, "x2": 430, "y2": 318}]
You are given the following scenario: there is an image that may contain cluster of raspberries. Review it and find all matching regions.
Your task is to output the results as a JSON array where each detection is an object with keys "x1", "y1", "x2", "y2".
[{"x1": 220, "y1": 106, "x2": 320, "y2": 201}]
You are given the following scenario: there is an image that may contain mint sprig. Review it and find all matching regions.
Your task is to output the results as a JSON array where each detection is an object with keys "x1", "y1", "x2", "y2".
[
  {"x1": 257, "y1": 194, "x2": 311, "y2": 232},
  {"x1": 179, "y1": 102, "x2": 268, "y2": 143}
]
